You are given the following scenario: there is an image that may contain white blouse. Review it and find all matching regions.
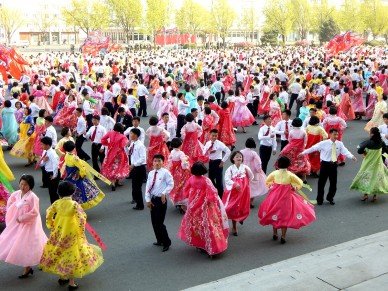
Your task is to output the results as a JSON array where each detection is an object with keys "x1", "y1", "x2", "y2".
[{"x1": 224, "y1": 164, "x2": 254, "y2": 191}]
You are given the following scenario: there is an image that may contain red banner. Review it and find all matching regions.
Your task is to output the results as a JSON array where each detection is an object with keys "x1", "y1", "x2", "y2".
[{"x1": 155, "y1": 34, "x2": 196, "y2": 46}]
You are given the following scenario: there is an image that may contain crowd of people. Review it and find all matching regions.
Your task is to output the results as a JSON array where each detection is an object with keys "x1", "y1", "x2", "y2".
[{"x1": 0, "y1": 45, "x2": 387, "y2": 289}]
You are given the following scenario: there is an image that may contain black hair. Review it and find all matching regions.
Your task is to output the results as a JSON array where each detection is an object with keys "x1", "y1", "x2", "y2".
[
  {"x1": 291, "y1": 118, "x2": 303, "y2": 128},
  {"x1": 283, "y1": 109, "x2": 291, "y2": 117},
  {"x1": 383, "y1": 113, "x2": 388, "y2": 119},
  {"x1": 263, "y1": 114, "x2": 271, "y2": 121},
  {"x1": 329, "y1": 106, "x2": 337, "y2": 115},
  {"x1": 45, "y1": 116, "x2": 54, "y2": 123},
  {"x1": 113, "y1": 123, "x2": 124, "y2": 133},
  {"x1": 130, "y1": 128, "x2": 141, "y2": 137},
  {"x1": 101, "y1": 107, "x2": 109, "y2": 116},
  {"x1": 245, "y1": 137, "x2": 256, "y2": 149},
  {"x1": 191, "y1": 162, "x2": 208, "y2": 176},
  {"x1": 185, "y1": 113, "x2": 194, "y2": 122},
  {"x1": 4, "y1": 100, "x2": 11, "y2": 107},
  {"x1": 171, "y1": 137, "x2": 183, "y2": 149},
  {"x1": 204, "y1": 107, "x2": 211, "y2": 114},
  {"x1": 20, "y1": 174, "x2": 35, "y2": 190},
  {"x1": 277, "y1": 156, "x2": 290, "y2": 169},
  {"x1": 329, "y1": 128, "x2": 338, "y2": 134},
  {"x1": 63, "y1": 140, "x2": 76, "y2": 152},
  {"x1": 210, "y1": 129, "x2": 218, "y2": 134},
  {"x1": 132, "y1": 116, "x2": 140, "y2": 122},
  {"x1": 61, "y1": 127, "x2": 70, "y2": 137},
  {"x1": 370, "y1": 127, "x2": 382, "y2": 144},
  {"x1": 38, "y1": 109, "x2": 46, "y2": 117},
  {"x1": 221, "y1": 101, "x2": 228, "y2": 109},
  {"x1": 153, "y1": 154, "x2": 165, "y2": 162},
  {"x1": 309, "y1": 116, "x2": 320, "y2": 126},
  {"x1": 149, "y1": 116, "x2": 159, "y2": 126},
  {"x1": 92, "y1": 115, "x2": 100, "y2": 121},
  {"x1": 75, "y1": 108, "x2": 83, "y2": 114},
  {"x1": 230, "y1": 151, "x2": 243, "y2": 164},
  {"x1": 57, "y1": 181, "x2": 75, "y2": 197}
]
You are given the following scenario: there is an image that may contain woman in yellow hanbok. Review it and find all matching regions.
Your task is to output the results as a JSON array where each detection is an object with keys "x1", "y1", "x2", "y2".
[
  {"x1": 40, "y1": 181, "x2": 104, "y2": 289},
  {"x1": 61, "y1": 140, "x2": 107, "y2": 210},
  {"x1": 10, "y1": 108, "x2": 36, "y2": 166},
  {"x1": 364, "y1": 87, "x2": 388, "y2": 132},
  {"x1": 0, "y1": 146, "x2": 15, "y2": 223}
]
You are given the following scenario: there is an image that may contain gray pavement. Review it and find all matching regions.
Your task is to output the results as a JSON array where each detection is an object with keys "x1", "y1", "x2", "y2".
[{"x1": 1, "y1": 104, "x2": 387, "y2": 291}]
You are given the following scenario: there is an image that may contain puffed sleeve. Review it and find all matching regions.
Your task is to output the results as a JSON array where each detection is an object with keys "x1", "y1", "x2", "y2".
[
  {"x1": 224, "y1": 166, "x2": 235, "y2": 191},
  {"x1": 18, "y1": 193, "x2": 39, "y2": 223},
  {"x1": 6, "y1": 192, "x2": 18, "y2": 209},
  {"x1": 75, "y1": 202, "x2": 87, "y2": 234},
  {"x1": 289, "y1": 172, "x2": 303, "y2": 190},
  {"x1": 45, "y1": 202, "x2": 57, "y2": 230},
  {"x1": 244, "y1": 164, "x2": 254, "y2": 180},
  {"x1": 100, "y1": 131, "x2": 110, "y2": 146},
  {"x1": 265, "y1": 171, "x2": 276, "y2": 187},
  {"x1": 73, "y1": 156, "x2": 87, "y2": 178}
]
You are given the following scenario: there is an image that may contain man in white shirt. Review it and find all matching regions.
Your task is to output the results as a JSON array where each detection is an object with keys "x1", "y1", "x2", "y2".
[
  {"x1": 289, "y1": 78, "x2": 301, "y2": 111},
  {"x1": 137, "y1": 79, "x2": 149, "y2": 117},
  {"x1": 29, "y1": 96, "x2": 41, "y2": 123},
  {"x1": 112, "y1": 77, "x2": 121, "y2": 96},
  {"x1": 128, "y1": 128, "x2": 147, "y2": 210},
  {"x1": 296, "y1": 83, "x2": 307, "y2": 116},
  {"x1": 127, "y1": 88, "x2": 140, "y2": 117},
  {"x1": 177, "y1": 92, "x2": 190, "y2": 137},
  {"x1": 74, "y1": 108, "x2": 90, "y2": 161},
  {"x1": 79, "y1": 80, "x2": 93, "y2": 95},
  {"x1": 203, "y1": 129, "x2": 231, "y2": 198},
  {"x1": 124, "y1": 116, "x2": 145, "y2": 144},
  {"x1": 300, "y1": 128, "x2": 356, "y2": 205},
  {"x1": 44, "y1": 116, "x2": 57, "y2": 148},
  {"x1": 145, "y1": 154, "x2": 174, "y2": 252},
  {"x1": 278, "y1": 86, "x2": 289, "y2": 109},
  {"x1": 85, "y1": 115, "x2": 107, "y2": 173},
  {"x1": 258, "y1": 115, "x2": 277, "y2": 174},
  {"x1": 275, "y1": 110, "x2": 293, "y2": 150},
  {"x1": 160, "y1": 113, "x2": 176, "y2": 149},
  {"x1": 40, "y1": 136, "x2": 60, "y2": 204},
  {"x1": 20, "y1": 73, "x2": 31, "y2": 94},
  {"x1": 82, "y1": 90, "x2": 94, "y2": 130}
]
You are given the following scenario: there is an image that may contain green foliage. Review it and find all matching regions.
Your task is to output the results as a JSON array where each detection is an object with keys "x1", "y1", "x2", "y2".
[
  {"x1": 319, "y1": 16, "x2": 340, "y2": 44},
  {"x1": 211, "y1": 0, "x2": 237, "y2": 46},
  {"x1": 260, "y1": 29, "x2": 279, "y2": 46},
  {"x1": 263, "y1": 0, "x2": 293, "y2": 44}
]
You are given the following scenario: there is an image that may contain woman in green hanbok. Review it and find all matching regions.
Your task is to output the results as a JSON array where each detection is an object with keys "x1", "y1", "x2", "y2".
[{"x1": 350, "y1": 127, "x2": 388, "y2": 202}]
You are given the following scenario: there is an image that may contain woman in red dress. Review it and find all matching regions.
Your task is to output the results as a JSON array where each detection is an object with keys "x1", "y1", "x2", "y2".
[
  {"x1": 199, "y1": 107, "x2": 214, "y2": 144},
  {"x1": 146, "y1": 116, "x2": 170, "y2": 171},
  {"x1": 167, "y1": 138, "x2": 191, "y2": 209},
  {"x1": 274, "y1": 118, "x2": 311, "y2": 182},
  {"x1": 258, "y1": 79, "x2": 270, "y2": 116},
  {"x1": 218, "y1": 101, "x2": 236, "y2": 150},
  {"x1": 305, "y1": 116, "x2": 328, "y2": 177},
  {"x1": 340, "y1": 87, "x2": 355, "y2": 121},
  {"x1": 351, "y1": 81, "x2": 365, "y2": 120},
  {"x1": 53, "y1": 93, "x2": 78, "y2": 129},
  {"x1": 181, "y1": 113, "x2": 208, "y2": 163},
  {"x1": 100, "y1": 123, "x2": 130, "y2": 191},
  {"x1": 222, "y1": 151, "x2": 254, "y2": 236},
  {"x1": 178, "y1": 162, "x2": 229, "y2": 257},
  {"x1": 259, "y1": 156, "x2": 316, "y2": 244},
  {"x1": 269, "y1": 93, "x2": 282, "y2": 127}
]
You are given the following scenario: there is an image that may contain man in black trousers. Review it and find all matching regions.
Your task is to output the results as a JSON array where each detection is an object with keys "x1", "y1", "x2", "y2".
[
  {"x1": 300, "y1": 129, "x2": 356, "y2": 205},
  {"x1": 258, "y1": 115, "x2": 277, "y2": 174},
  {"x1": 145, "y1": 154, "x2": 174, "y2": 252},
  {"x1": 203, "y1": 129, "x2": 231, "y2": 198}
]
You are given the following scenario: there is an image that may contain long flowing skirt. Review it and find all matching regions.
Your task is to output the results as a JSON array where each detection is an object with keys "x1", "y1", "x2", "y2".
[
  {"x1": 101, "y1": 148, "x2": 130, "y2": 181},
  {"x1": 53, "y1": 106, "x2": 78, "y2": 129},
  {"x1": 178, "y1": 187, "x2": 228, "y2": 255},
  {"x1": 350, "y1": 148, "x2": 388, "y2": 195},
  {"x1": 10, "y1": 123, "x2": 35, "y2": 160},
  {"x1": 182, "y1": 131, "x2": 209, "y2": 163},
  {"x1": 232, "y1": 103, "x2": 255, "y2": 127},
  {"x1": 222, "y1": 176, "x2": 251, "y2": 222},
  {"x1": 250, "y1": 170, "x2": 268, "y2": 198},
  {"x1": 306, "y1": 133, "x2": 323, "y2": 173},
  {"x1": 35, "y1": 96, "x2": 53, "y2": 115},
  {"x1": 147, "y1": 135, "x2": 169, "y2": 170},
  {"x1": 32, "y1": 124, "x2": 46, "y2": 156},
  {"x1": 168, "y1": 161, "x2": 191, "y2": 205},
  {"x1": 64, "y1": 167, "x2": 105, "y2": 210},
  {"x1": 352, "y1": 95, "x2": 365, "y2": 115},
  {"x1": 275, "y1": 138, "x2": 311, "y2": 176},
  {"x1": 258, "y1": 183, "x2": 316, "y2": 229}
]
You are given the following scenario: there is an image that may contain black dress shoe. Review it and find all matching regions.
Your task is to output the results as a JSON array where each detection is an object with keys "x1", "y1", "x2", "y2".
[
  {"x1": 40, "y1": 185, "x2": 48, "y2": 188},
  {"x1": 162, "y1": 245, "x2": 170, "y2": 252},
  {"x1": 68, "y1": 284, "x2": 79, "y2": 290},
  {"x1": 280, "y1": 238, "x2": 286, "y2": 244},
  {"x1": 18, "y1": 268, "x2": 33, "y2": 279},
  {"x1": 133, "y1": 206, "x2": 144, "y2": 210},
  {"x1": 153, "y1": 242, "x2": 163, "y2": 246},
  {"x1": 272, "y1": 235, "x2": 278, "y2": 241},
  {"x1": 327, "y1": 200, "x2": 335, "y2": 205},
  {"x1": 58, "y1": 279, "x2": 70, "y2": 286},
  {"x1": 338, "y1": 162, "x2": 345, "y2": 166},
  {"x1": 250, "y1": 204, "x2": 254, "y2": 209},
  {"x1": 130, "y1": 200, "x2": 136, "y2": 204},
  {"x1": 317, "y1": 201, "x2": 323, "y2": 205},
  {"x1": 111, "y1": 185, "x2": 116, "y2": 191}
]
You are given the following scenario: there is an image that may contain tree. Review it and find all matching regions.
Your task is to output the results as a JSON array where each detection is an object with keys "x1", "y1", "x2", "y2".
[
  {"x1": 311, "y1": 0, "x2": 336, "y2": 36},
  {"x1": 62, "y1": 0, "x2": 110, "y2": 35},
  {"x1": 211, "y1": 0, "x2": 236, "y2": 47},
  {"x1": 0, "y1": 6, "x2": 24, "y2": 45},
  {"x1": 175, "y1": 0, "x2": 209, "y2": 38},
  {"x1": 335, "y1": 0, "x2": 364, "y2": 33},
  {"x1": 260, "y1": 29, "x2": 279, "y2": 46},
  {"x1": 319, "y1": 16, "x2": 339, "y2": 43},
  {"x1": 145, "y1": 0, "x2": 169, "y2": 46},
  {"x1": 263, "y1": 0, "x2": 293, "y2": 44},
  {"x1": 290, "y1": 0, "x2": 312, "y2": 40},
  {"x1": 239, "y1": 7, "x2": 259, "y2": 42},
  {"x1": 361, "y1": 0, "x2": 388, "y2": 39},
  {"x1": 34, "y1": 10, "x2": 57, "y2": 45},
  {"x1": 107, "y1": 0, "x2": 142, "y2": 44}
]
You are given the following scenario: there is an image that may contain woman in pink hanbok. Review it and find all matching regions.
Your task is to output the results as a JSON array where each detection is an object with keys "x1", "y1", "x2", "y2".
[
  {"x1": 269, "y1": 93, "x2": 282, "y2": 127},
  {"x1": 366, "y1": 84, "x2": 378, "y2": 119},
  {"x1": 200, "y1": 107, "x2": 215, "y2": 144},
  {"x1": 240, "y1": 138, "x2": 268, "y2": 209},
  {"x1": 222, "y1": 151, "x2": 254, "y2": 236},
  {"x1": 146, "y1": 116, "x2": 170, "y2": 171},
  {"x1": 151, "y1": 81, "x2": 163, "y2": 110},
  {"x1": 167, "y1": 138, "x2": 191, "y2": 209},
  {"x1": 259, "y1": 157, "x2": 316, "y2": 244},
  {"x1": 181, "y1": 113, "x2": 208, "y2": 163},
  {"x1": 223, "y1": 73, "x2": 234, "y2": 93},
  {"x1": 178, "y1": 162, "x2": 229, "y2": 257},
  {"x1": 0, "y1": 175, "x2": 47, "y2": 277},
  {"x1": 32, "y1": 85, "x2": 53, "y2": 114},
  {"x1": 231, "y1": 90, "x2": 255, "y2": 132},
  {"x1": 53, "y1": 93, "x2": 78, "y2": 129},
  {"x1": 258, "y1": 80, "x2": 271, "y2": 115},
  {"x1": 157, "y1": 92, "x2": 170, "y2": 119},
  {"x1": 14, "y1": 102, "x2": 24, "y2": 123},
  {"x1": 351, "y1": 81, "x2": 365, "y2": 119},
  {"x1": 32, "y1": 109, "x2": 47, "y2": 157},
  {"x1": 339, "y1": 87, "x2": 355, "y2": 121}
]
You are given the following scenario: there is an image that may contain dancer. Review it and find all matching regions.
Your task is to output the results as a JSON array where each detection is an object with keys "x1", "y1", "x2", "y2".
[
  {"x1": 231, "y1": 89, "x2": 255, "y2": 133},
  {"x1": 53, "y1": 93, "x2": 78, "y2": 129},
  {"x1": 339, "y1": 87, "x2": 355, "y2": 120},
  {"x1": 305, "y1": 116, "x2": 328, "y2": 177},
  {"x1": 240, "y1": 138, "x2": 268, "y2": 208},
  {"x1": 350, "y1": 127, "x2": 388, "y2": 202},
  {"x1": 74, "y1": 108, "x2": 90, "y2": 161},
  {"x1": 0, "y1": 146, "x2": 14, "y2": 223},
  {"x1": 351, "y1": 81, "x2": 365, "y2": 119},
  {"x1": 178, "y1": 162, "x2": 229, "y2": 257},
  {"x1": 40, "y1": 181, "x2": 104, "y2": 290},
  {"x1": 274, "y1": 110, "x2": 293, "y2": 150},
  {"x1": 85, "y1": 115, "x2": 106, "y2": 173},
  {"x1": 10, "y1": 107, "x2": 36, "y2": 166},
  {"x1": 269, "y1": 93, "x2": 282, "y2": 127},
  {"x1": 0, "y1": 175, "x2": 47, "y2": 278},
  {"x1": 167, "y1": 138, "x2": 191, "y2": 208},
  {"x1": 100, "y1": 123, "x2": 130, "y2": 191},
  {"x1": 258, "y1": 157, "x2": 316, "y2": 244},
  {"x1": 145, "y1": 154, "x2": 174, "y2": 252},
  {"x1": 62, "y1": 141, "x2": 106, "y2": 210},
  {"x1": 300, "y1": 129, "x2": 356, "y2": 205},
  {"x1": 181, "y1": 113, "x2": 207, "y2": 163},
  {"x1": 364, "y1": 87, "x2": 387, "y2": 132},
  {"x1": 258, "y1": 115, "x2": 277, "y2": 174},
  {"x1": 146, "y1": 116, "x2": 170, "y2": 170},
  {"x1": 274, "y1": 118, "x2": 311, "y2": 183},
  {"x1": 32, "y1": 109, "x2": 47, "y2": 158},
  {"x1": 218, "y1": 101, "x2": 236, "y2": 150},
  {"x1": 222, "y1": 151, "x2": 254, "y2": 236}
]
